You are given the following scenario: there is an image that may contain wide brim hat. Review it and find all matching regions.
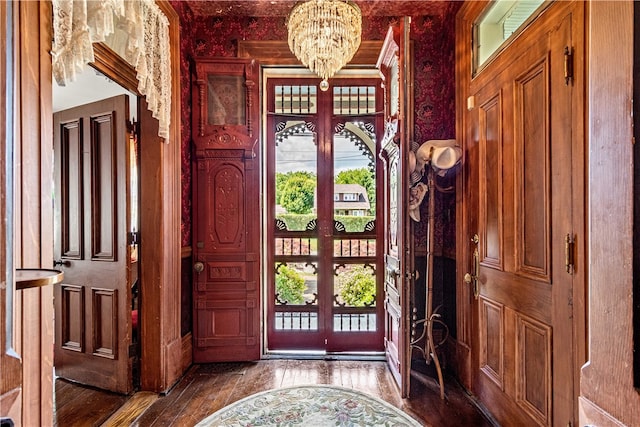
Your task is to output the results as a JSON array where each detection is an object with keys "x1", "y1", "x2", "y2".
[{"x1": 415, "y1": 139, "x2": 461, "y2": 173}]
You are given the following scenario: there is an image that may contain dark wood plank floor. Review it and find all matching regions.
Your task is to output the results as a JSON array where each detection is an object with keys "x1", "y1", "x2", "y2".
[
  {"x1": 54, "y1": 377, "x2": 129, "y2": 427},
  {"x1": 54, "y1": 360, "x2": 494, "y2": 426}
]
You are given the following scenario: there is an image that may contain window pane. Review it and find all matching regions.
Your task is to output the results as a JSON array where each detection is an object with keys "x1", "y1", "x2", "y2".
[
  {"x1": 334, "y1": 120, "x2": 376, "y2": 232},
  {"x1": 275, "y1": 121, "x2": 317, "y2": 231},
  {"x1": 474, "y1": 0, "x2": 546, "y2": 71}
]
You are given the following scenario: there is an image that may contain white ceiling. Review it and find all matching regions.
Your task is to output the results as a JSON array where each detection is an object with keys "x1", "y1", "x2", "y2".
[{"x1": 52, "y1": 64, "x2": 137, "y2": 121}]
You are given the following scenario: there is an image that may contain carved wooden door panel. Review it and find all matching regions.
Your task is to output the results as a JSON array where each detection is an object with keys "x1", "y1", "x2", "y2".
[
  {"x1": 378, "y1": 18, "x2": 412, "y2": 397},
  {"x1": 464, "y1": 2, "x2": 582, "y2": 425},
  {"x1": 53, "y1": 95, "x2": 133, "y2": 394},
  {"x1": 191, "y1": 58, "x2": 260, "y2": 362}
]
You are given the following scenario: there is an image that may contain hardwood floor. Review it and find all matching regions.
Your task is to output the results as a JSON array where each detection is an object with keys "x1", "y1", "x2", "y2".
[
  {"x1": 54, "y1": 360, "x2": 495, "y2": 426},
  {"x1": 54, "y1": 378, "x2": 129, "y2": 426}
]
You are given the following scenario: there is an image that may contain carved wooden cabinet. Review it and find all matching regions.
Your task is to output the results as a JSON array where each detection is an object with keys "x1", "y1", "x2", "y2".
[{"x1": 191, "y1": 58, "x2": 260, "y2": 362}]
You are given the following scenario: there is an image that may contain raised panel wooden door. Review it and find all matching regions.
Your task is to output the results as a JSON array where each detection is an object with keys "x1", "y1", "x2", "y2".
[
  {"x1": 53, "y1": 95, "x2": 132, "y2": 394},
  {"x1": 191, "y1": 58, "x2": 260, "y2": 362},
  {"x1": 377, "y1": 18, "x2": 412, "y2": 397},
  {"x1": 465, "y1": 2, "x2": 582, "y2": 426}
]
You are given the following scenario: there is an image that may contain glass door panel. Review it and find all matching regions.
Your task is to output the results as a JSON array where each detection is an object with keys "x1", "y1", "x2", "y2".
[{"x1": 267, "y1": 78, "x2": 383, "y2": 352}]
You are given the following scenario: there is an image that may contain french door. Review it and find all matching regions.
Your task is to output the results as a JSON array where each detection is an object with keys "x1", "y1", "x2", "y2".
[{"x1": 265, "y1": 76, "x2": 384, "y2": 352}]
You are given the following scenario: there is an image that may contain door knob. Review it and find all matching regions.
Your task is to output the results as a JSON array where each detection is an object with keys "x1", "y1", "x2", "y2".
[
  {"x1": 193, "y1": 262, "x2": 204, "y2": 273},
  {"x1": 53, "y1": 259, "x2": 71, "y2": 267}
]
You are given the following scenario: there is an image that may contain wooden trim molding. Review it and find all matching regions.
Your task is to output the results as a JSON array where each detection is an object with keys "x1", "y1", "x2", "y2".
[
  {"x1": 0, "y1": 3, "x2": 23, "y2": 423},
  {"x1": 13, "y1": 1, "x2": 55, "y2": 425},
  {"x1": 580, "y1": 2, "x2": 639, "y2": 426},
  {"x1": 238, "y1": 40, "x2": 383, "y2": 66},
  {"x1": 91, "y1": 43, "x2": 140, "y2": 95},
  {"x1": 579, "y1": 397, "x2": 627, "y2": 427}
]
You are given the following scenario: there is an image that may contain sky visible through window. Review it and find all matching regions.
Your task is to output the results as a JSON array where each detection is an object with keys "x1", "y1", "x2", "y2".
[{"x1": 276, "y1": 133, "x2": 370, "y2": 175}]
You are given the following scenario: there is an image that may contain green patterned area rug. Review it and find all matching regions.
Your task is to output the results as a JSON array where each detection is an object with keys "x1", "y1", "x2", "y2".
[{"x1": 196, "y1": 385, "x2": 422, "y2": 427}]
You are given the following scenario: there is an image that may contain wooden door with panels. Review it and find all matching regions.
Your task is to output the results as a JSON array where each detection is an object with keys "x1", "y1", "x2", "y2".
[
  {"x1": 460, "y1": 1, "x2": 584, "y2": 425},
  {"x1": 377, "y1": 18, "x2": 412, "y2": 397},
  {"x1": 191, "y1": 58, "x2": 261, "y2": 362},
  {"x1": 53, "y1": 95, "x2": 134, "y2": 394}
]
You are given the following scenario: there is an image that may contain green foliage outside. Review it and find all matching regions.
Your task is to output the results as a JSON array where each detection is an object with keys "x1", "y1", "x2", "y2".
[
  {"x1": 337, "y1": 266, "x2": 376, "y2": 307},
  {"x1": 275, "y1": 265, "x2": 306, "y2": 305},
  {"x1": 335, "y1": 167, "x2": 376, "y2": 213},
  {"x1": 276, "y1": 171, "x2": 316, "y2": 205},
  {"x1": 276, "y1": 213, "x2": 316, "y2": 231},
  {"x1": 335, "y1": 215, "x2": 375, "y2": 232},
  {"x1": 280, "y1": 175, "x2": 316, "y2": 214}
]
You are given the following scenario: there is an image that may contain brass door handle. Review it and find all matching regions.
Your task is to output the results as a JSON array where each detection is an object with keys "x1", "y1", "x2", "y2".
[
  {"x1": 194, "y1": 262, "x2": 204, "y2": 273},
  {"x1": 464, "y1": 234, "x2": 480, "y2": 299}
]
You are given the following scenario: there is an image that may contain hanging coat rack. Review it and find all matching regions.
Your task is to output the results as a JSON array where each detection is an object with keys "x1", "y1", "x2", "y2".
[{"x1": 408, "y1": 139, "x2": 461, "y2": 400}]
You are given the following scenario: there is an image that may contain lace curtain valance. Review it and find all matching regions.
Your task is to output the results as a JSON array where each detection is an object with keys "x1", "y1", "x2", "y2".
[{"x1": 52, "y1": 0, "x2": 171, "y2": 142}]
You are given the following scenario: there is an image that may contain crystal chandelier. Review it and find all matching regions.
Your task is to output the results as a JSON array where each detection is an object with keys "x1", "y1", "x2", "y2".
[{"x1": 287, "y1": 0, "x2": 362, "y2": 89}]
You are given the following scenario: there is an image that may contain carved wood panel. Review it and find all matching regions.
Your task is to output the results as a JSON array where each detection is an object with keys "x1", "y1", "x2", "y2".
[
  {"x1": 479, "y1": 296, "x2": 504, "y2": 389},
  {"x1": 384, "y1": 258, "x2": 402, "y2": 384},
  {"x1": 92, "y1": 288, "x2": 118, "y2": 359},
  {"x1": 60, "y1": 120, "x2": 84, "y2": 260},
  {"x1": 193, "y1": 58, "x2": 258, "y2": 142},
  {"x1": 195, "y1": 158, "x2": 246, "y2": 252},
  {"x1": 516, "y1": 312, "x2": 551, "y2": 426},
  {"x1": 91, "y1": 113, "x2": 117, "y2": 261},
  {"x1": 479, "y1": 94, "x2": 503, "y2": 270},
  {"x1": 61, "y1": 285, "x2": 84, "y2": 352},
  {"x1": 515, "y1": 60, "x2": 550, "y2": 282},
  {"x1": 194, "y1": 295, "x2": 258, "y2": 360}
]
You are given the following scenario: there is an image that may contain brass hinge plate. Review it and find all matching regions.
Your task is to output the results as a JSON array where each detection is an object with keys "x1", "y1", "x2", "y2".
[
  {"x1": 565, "y1": 233, "x2": 575, "y2": 274},
  {"x1": 564, "y1": 46, "x2": 574, "y2": 85}
]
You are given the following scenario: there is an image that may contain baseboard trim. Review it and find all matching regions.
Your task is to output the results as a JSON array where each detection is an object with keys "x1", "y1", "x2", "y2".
[{"x1": 579, "y1": 396, "x2": 626, "y2": 427}]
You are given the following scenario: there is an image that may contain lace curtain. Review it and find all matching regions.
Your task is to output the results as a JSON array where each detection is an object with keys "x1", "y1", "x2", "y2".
[{"x1": 52, "y1": 0, "x2": 171, "y2": 141}]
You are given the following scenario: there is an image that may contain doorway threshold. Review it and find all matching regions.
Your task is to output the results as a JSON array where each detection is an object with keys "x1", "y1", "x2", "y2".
[{"x1": 262, "y1": 350, "x2": 386, "y2": 361}]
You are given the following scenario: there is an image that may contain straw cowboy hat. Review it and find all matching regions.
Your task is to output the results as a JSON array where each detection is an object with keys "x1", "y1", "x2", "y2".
[{"x1": 415, "y1": 139, "x2": 462, "y2": 175}]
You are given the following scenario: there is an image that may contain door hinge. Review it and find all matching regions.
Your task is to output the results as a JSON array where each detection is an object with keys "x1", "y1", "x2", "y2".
[
  {"x1": 128, "y1": 119, "x2": 138, "y2": 135},
  {"x1": 564, "y1": 46, "x2": 573, "y2": 85},
  {"x1": 128, "y1": 231, "x2": 139, "y2": 245},
  {"x1": 565, "y1": 233, "x2": 575, "y2": 274}
]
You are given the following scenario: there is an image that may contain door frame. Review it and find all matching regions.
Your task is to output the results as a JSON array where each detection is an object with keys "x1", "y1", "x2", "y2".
[
  {"x1": 262, "y1": 70, "x2": 386, "y2": 354},
  {"x1": 81, "y1": 0, "x2": 184, "y2": 393}
]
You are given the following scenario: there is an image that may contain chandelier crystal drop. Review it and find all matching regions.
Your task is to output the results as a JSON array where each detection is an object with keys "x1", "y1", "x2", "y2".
[{"x1": 287, "y1": 0, "x2": 362, "y2": 87}]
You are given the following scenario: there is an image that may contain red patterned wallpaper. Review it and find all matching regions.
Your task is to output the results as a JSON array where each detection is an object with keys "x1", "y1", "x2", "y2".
[{"x1": 171, "y1": 2, "x2": 461, "y2": 256}]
